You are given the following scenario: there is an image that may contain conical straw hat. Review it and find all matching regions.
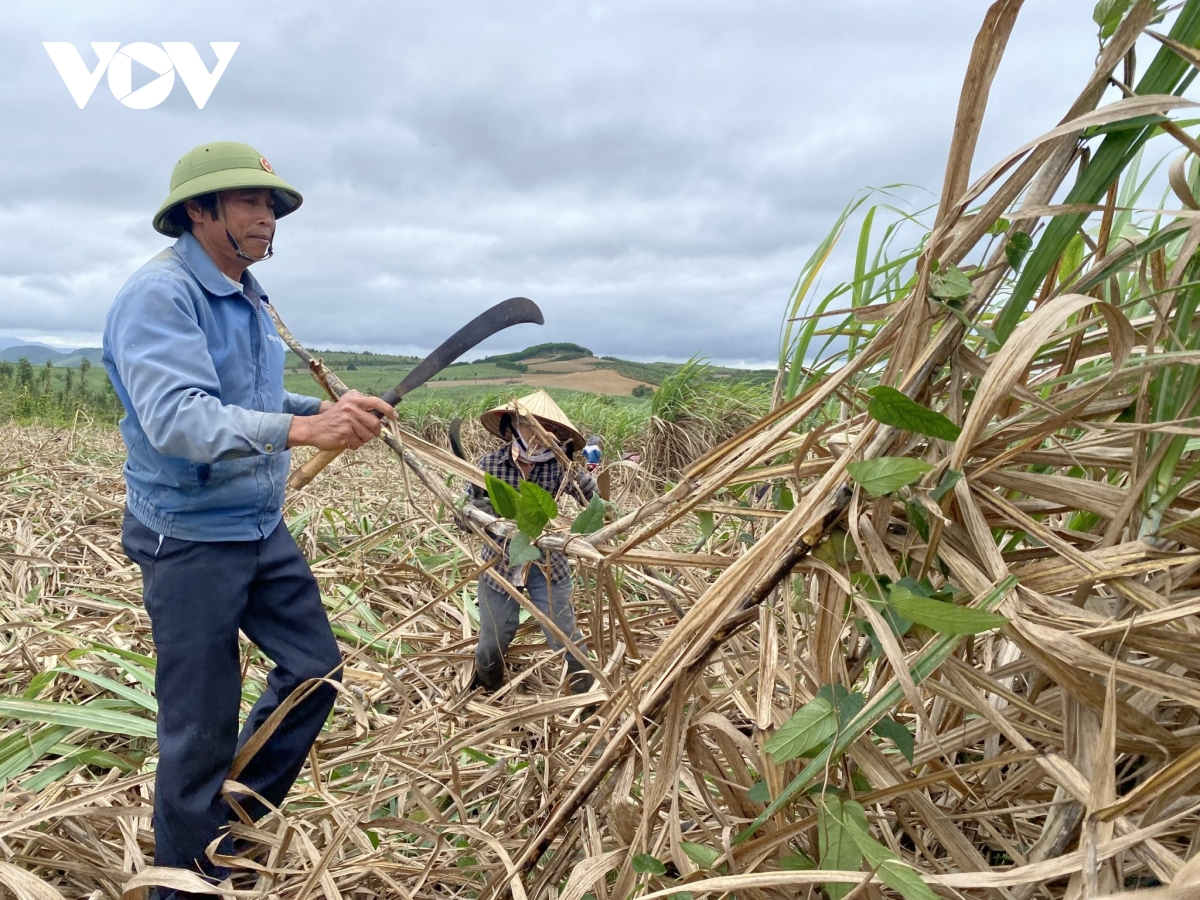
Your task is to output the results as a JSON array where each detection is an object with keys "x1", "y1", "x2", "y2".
[{"x1": 480, "y1": 389, "x2": 585, "y2": 451}]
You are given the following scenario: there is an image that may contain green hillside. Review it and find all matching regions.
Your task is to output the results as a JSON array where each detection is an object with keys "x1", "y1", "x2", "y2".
[
  {"x1": 285, "y1": 345, "x2": 773, "y2": 391},
  {"x1": 0, "y1": 345, "x2": 104, "y2": 366}
]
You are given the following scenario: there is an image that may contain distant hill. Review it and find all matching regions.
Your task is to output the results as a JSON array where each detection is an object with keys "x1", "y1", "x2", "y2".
[
  {"x1": 0, "y1": 344, "x2": 103, "y2": 366},
  {"x1": 478, "y1": 343, "x2": 594, "y2": 364},
  {"x1": 0, "y1": 337, "x2": 65, "y2": 352}
]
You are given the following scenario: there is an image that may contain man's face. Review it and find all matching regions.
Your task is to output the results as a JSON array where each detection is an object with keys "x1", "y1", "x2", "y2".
[{"x1": 188, "y1": 188, "x2": 276, "y2": 264}]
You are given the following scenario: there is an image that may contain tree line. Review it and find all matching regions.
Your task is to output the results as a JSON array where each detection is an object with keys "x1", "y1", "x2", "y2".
[{"x1": 0, "y1": 357, "x2": 123, "y2": 424}]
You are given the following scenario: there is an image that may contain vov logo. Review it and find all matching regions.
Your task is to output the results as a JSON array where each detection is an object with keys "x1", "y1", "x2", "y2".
[{"x1": 43, "y1": 42, "x2": 239, "y2": 110}]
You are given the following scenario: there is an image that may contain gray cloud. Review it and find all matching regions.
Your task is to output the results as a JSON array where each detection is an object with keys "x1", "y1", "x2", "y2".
[{"x1": 0, "y1": 2, "x2": 1132, "y2": 363}]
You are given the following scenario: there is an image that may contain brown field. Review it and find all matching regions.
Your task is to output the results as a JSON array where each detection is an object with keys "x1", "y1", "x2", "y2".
[
  {"x1": 521, "y1": 357, "x2": 598, "y2": 373},
  {"x1": 429, "y1": 361, "x2": 652, "y2": 396}
]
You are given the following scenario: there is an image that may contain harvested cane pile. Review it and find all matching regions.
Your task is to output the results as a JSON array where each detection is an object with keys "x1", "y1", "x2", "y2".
[{"x1": 9, "y1": 1, "x2": 1200, "y2": 897}]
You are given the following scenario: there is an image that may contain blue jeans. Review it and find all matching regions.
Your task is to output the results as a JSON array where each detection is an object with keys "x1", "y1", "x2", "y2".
[
  {"x1": 121, "y1": 511, "x2": 341, "y2": 898},
  {"x1": 473, "y1": 567, "x2": 593, "y2": 694}
]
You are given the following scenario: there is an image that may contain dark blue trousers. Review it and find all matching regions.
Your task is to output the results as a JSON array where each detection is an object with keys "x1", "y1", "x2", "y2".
[{"x1": 121, "y1": 511, "x2": 341, "y2": 895}]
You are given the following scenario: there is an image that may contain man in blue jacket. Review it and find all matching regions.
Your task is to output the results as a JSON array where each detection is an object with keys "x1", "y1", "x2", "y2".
[{"x1": 103, "y1": 141, "x2": 395, "y2": 897}]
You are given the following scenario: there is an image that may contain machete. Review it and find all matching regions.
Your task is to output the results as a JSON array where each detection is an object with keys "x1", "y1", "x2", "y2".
[{"x1": 288, "y1": 296, "x2": 544, "y2": 490}]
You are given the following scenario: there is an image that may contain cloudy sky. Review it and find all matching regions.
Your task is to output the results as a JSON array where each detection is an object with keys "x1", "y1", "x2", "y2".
[{"x1": 1, "y1": 3, "x2": 1120, "y2": 365}]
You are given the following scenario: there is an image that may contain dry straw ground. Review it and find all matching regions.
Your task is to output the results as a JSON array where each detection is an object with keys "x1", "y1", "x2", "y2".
[{"x1": 9, "y1": 0, "x2": 1200, "y2": 897}]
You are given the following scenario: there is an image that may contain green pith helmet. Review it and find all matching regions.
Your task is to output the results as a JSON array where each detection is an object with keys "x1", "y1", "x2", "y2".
[{"x1": 152, "y1": 141, "x2": 303, "y2": 237}]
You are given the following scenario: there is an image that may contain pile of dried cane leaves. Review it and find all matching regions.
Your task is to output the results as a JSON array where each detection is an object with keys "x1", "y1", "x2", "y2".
[{"x1": 11, "y1": 2, "x2": 1200, "y2": 897}]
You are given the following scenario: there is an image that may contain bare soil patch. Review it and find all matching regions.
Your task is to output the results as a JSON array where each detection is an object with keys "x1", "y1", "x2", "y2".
[
  {"x1": 428, "y1": 369, "x2": 651, "y2": 395},
  {"x1": 523, "y1": 357, "x2": 600, "y2": 374}
]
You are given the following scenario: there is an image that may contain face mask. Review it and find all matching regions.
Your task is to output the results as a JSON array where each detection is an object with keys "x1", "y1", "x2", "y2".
[{"x1": 512, "y1": 420, "x2": 556, "y2": 464}]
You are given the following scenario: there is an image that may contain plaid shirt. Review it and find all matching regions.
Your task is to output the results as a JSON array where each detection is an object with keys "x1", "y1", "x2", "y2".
[{"x1": 466, "y1": 445, "x2": 591, "y2": 589}]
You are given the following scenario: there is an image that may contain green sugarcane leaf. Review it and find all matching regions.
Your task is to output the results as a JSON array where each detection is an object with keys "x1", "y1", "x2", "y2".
[
  {"x1": 818, "y1": 796, "x2": 865, "y2": 900},
  {"x1": 22, "y1": 758, "x2": 81, "y2": 793},
  {"x1": 888, "y1": 586, "x2": 1007, "y2": 635},
  {"x1": 73, "y1": 643, "x2": 158, "y2": 671},
  {"x1": 997, "y1": 3, "x2": 1200, "y2": 344},
  {"x1": 1059, "y1": 232, "x2": 1085, "y2": 286},
  {"x1": 0, "y1": 725, "x2": 71, "y2": 785},
  {"x1": 485, "y1": 475, "x2": 520, "y2": 521},
  {"x1": 22, "y1": 670, "x2": 56, "y2": 700},
  {"x1": 866, "y1": 387, "x2": 962, "y2": 441},
  {"x1": 847, "y1": 458, "x2": 933, "y2": 498},
  {"x1": 873, "y1": 716, "x2": 915, "y2": 764},
  {"x1": 507, "y1": 532, "x2": 543, "y2": 567},
  {"x1": 571, "y1": 494, "x2": 608, "y2": 534},
  {"x1": 286, "y1": 508, "x2": 317, "y2": 538},
  {"x1": 51, "y1": 668, "x2": 158, "y2": 713},
  {"x1": 0, "y1": 697, "x2": 156, "y2": 739},
  {"x1": 763, "y1": 697, "x2": 837, "y2": 763},
  {"x1": 631, "y1": 853, "x2": 667, "y2": 876},
  {"x1": 49, "y1": 743, "x2": 138, "y2": 772},
  {"x1": 680, "y1": 841, "x2": 722, "y2": 870}
]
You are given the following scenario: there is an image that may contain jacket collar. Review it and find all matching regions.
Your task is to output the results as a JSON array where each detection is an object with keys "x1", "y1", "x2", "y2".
[{"x1": 174, "y1": 231, "x2": 268, "y2": 302}]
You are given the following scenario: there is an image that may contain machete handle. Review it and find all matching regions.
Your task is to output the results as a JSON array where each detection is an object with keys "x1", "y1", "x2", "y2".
[
  {"x1": 288, "y1": 401, "x2": 397, "y2": 491},
  {"x1": 288, "y1": 447, "x2": 343, "y2": 491}
]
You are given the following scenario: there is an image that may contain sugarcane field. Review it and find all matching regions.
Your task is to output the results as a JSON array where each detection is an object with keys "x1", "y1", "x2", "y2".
[{"x1": 11, "y1": 2, "x2": 1200, "y2": 899}]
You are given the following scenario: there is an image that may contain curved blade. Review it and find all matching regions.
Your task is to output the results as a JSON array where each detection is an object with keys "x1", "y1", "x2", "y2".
[{"x1": 380, "y1": 297, "x2": 543, "y2": 406}]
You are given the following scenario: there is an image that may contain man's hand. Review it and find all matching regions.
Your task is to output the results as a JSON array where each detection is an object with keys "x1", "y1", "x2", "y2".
[{"x1": 287, "y1": 391, "x2": 397, "y2": 450}]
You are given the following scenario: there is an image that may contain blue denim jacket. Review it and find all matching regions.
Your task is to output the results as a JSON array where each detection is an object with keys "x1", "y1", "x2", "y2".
[{"x1": 103, "y1": 232, "x2": 321, "y2": 541}]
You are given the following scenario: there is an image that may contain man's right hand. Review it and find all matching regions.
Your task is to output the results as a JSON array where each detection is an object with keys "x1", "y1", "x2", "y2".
[{"x1": 287, "y1": 391, "x2": 398, "y2": 450}]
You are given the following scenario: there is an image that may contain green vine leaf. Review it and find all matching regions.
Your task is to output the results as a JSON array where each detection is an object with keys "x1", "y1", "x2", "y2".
[
  {"x1": 631, "y1": 853, "x2": 667, "y2": 876},
  {"x1": 763, "y1": 697, "x2": 837, "y2": 763},
  {"x1": 507, "y1": 532, "x2": 543, "y2": 567},
  {"x1": 485, "y1": 474, "x2": 519, "y2": 520},
  {"x1": 866, "y1": 386, "x2": 962, "y2": 442},
  {"x1": 888, "y1": 586, "x2": 1007, "y2": 635},
  {"x1": 928, "y1": 264, "x2": 972, "y2": 302},
  {"x1": 680, "y1": 841, "x2": 721, "y2": 870},
  {"x1": 833, "y1": 798, "x2": 938, "y2": 900},
  {"x1": 515, "y1": 480, "x2": 558, "y2": 539},
  {"x1": 1005, "y1": 231, "x2": 1033, "y2": 270},
  {"x1": 817, "y1": 795, "x2": 865, "y2": 900},
  {"x1": 846, "y1": 458, "x2": 933, "y2": 498},
  {"x1": 571, "y1": 494, "x2": 608, "y2": 534},
  {"x1": 873, "y1": 716, "x2": 915, "y2": 764}
]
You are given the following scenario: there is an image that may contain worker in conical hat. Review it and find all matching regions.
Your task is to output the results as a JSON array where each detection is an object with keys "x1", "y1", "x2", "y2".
[{"x1": 467, "y1": 390, "x2": 599, "y2": 699}]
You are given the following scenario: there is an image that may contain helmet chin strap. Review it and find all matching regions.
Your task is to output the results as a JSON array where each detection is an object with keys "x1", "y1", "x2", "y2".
[{"x1": 216, "y1": 195, "x2": 273, "y2": 263}]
